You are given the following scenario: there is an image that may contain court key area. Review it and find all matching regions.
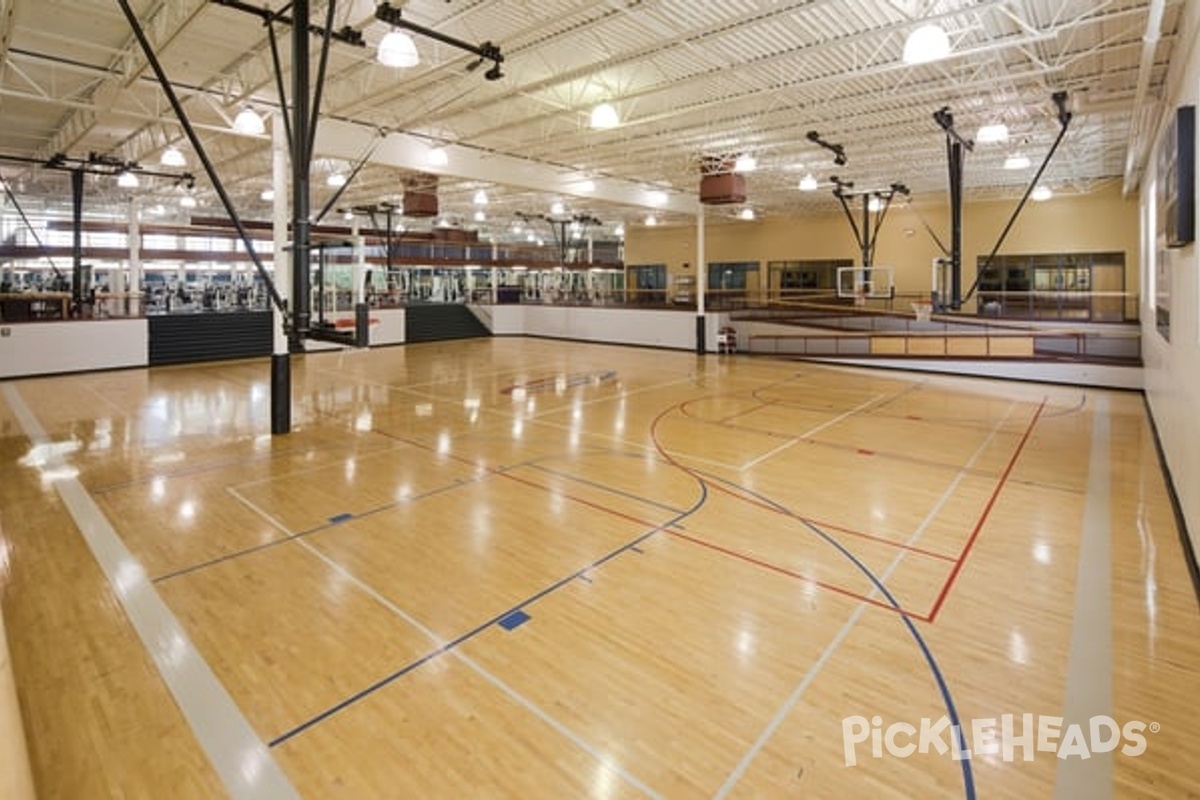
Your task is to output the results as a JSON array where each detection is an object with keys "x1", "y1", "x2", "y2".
[{"x1": 1, "y1": 337, "x2": 1198, "y2": 799}]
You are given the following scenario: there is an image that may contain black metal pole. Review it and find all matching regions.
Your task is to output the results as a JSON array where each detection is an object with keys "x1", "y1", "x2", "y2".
[
  {"x1": 71, "y1": 168, "x2": 84, "y2": 312},
  {"x1": 266, "y1": 22, "x2": 294, "y2": 164},
  {"x1": 0, "y1": 180, "x2": 65, "y2": 281},
  {"x1": 861, "y1": 195, "x2": 872, "y2": 270},
  {"x1": 114, "y1": 0, "x2": 287, "y2": 316},
  {"x1": 271, "y1": 353, "x2": 291, "y2": 435},
  {"x1": 291, "y1": 0, "x2": 312, "y2": 348},
  {"x1": 835, "y1": 193, "x2": 863, "y2": 262},
  {"x1": 307, "y1": 0, "x2": 337, "y2": 165},
  {"x1": 949, "y1": 140, "x2": 964, "y2": 309},
  {"x1": 964, "y1": 117, "x2": 1072, "y2": 303}
]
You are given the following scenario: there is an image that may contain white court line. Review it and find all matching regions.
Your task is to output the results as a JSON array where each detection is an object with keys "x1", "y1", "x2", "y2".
[
  {"x1": 297, "y1": 541, "x2": 665, "y2": 800},
  {"x1": 225, "y1": 489, "x2": 665, "y2": 800},
  {"x1": 1, "y1": 384, "x2": 301, "y2": 800},
  {"x1": 714, "y1": 401, "x2": 1018, "y2": 798},
  {"x1": 738, "y1": 393, "x2": 884, "y2": 471},
  {"x1": 1054, "y1": 395, "x2": 1113, "y2": 799}
]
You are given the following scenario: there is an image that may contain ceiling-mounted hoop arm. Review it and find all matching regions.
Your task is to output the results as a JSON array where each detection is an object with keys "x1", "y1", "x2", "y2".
[
  {"x1": 963, "y1": 91, "x2": 1072, "y2": 304},
  {"x1": 0, "y1": 169, "x2": 66, "y2": 281},
  {"x1": 116, "y1": 0, "x2": 288, "y2": 318},
  {"x1": 307, "y1": 0, "x2": 339, "y2": 166},
  {"x1": 515, "y1": 211, "x2": 602, "y2": 267},
  {"x1": 264, "y1": 21, "x2": 294, "y2": 165},
  {"x1": 903, "y1": 196, "x2": 950, "y2": 257},
  {"x1": 209, "y1": 0, "x2": 365, "y2": 47},
  {"x1": 934, "y1": 106, "x2": 973, "y2": 309},
  {"x1": 375, "y1": 2, "x2": 505, "y2": 78},
  {"x1": 831, "y1": 177, "x2": 864, "y2": 253},
  {"x1": 806, "y1": 130, "x2": 847, "y2": 166},
  {"x1": 868, "y1": 184, "x2": 909, "y2": 265},
  {"x1": 315, "y1": 134, "x2": 383, "y2": 224}
]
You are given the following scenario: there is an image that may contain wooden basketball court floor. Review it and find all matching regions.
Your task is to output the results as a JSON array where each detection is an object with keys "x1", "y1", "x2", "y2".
[{"x1": 1, "y1": 336, "x2": 1198, "y2": 799}]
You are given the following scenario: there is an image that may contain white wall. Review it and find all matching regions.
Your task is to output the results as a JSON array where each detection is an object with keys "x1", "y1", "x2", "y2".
[
  {"x1": 1142, "y1": 0, "x2": 1200, "y2": 551},
  {"x1": 487, "y1": 305, "x2": 728, "y2": 351},
  {"x1": 0, "y1": 320, "x2": 147, "y2": 378}
]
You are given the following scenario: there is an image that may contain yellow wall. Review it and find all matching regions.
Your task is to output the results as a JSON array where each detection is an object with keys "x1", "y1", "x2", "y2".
[{"x1": 625, "y1": 182, "x2": 1140, "y2": 308}]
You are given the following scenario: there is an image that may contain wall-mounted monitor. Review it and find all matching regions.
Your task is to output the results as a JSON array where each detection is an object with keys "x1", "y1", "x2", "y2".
[{"x1": 1157, "y1": 105, "x2": 1195, "y2": 248}]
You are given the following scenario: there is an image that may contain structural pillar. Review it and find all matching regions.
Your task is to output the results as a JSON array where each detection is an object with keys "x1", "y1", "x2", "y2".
[
  {"x1": 270, "y1": 111, "x2": 292, "y2": 435},
  {"x1": 127, "y1": 198, "x2": 143, "y2": 316},
  {"x1": 695, "y1": 199, "x2": 707, "y2": 354}
]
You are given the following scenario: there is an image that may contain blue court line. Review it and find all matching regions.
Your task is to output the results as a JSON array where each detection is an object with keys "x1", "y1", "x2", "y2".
[
  {"x1": 524, "y1": 462, "x2": 689, "y2": 516},
  {"x1": 152, "y1": 470, "x2": 498, "y2": 584},
  {"x1": 90, "y1": 435, "x2": 403, "y2": 495},
  {"x1": 700, "y1": 470, "x2": 976, "y2": 800},
  {"x1": 267, "y1": 485, "x2": 709, "y2": 748}
]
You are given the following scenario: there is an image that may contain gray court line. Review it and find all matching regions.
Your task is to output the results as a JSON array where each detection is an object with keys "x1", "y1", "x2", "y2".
[
  {"x1": 1054, "y1": 395, "x2": 1113, "y2": 799},
  {"x1": 292, "y1": 539, "x2": 666, "y2": 800},
  {"x1": 713, "y1": 402, "x2": 1018, "y2": 798},
  {"x1": 2, "y1": 384, "x2": 301, "y2": 800}
]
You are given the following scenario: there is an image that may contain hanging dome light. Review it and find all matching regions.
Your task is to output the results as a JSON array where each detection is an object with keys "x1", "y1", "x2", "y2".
[
  {"x1": 976, "y1": 123, "x2": 1009, "y2": 144},
  {"x1": 160, "y1": 146, "x2": 186, "y2": 167},
  {"x1": 1004, "y1": 154, "x2": 1032, "y2": 170},
  {"x1": 739, "y1": 207, "x2": 755, "y2": 220},
  {"x1": 799, "y1": 173, "x2": 819, "y2": 191},
  {"x1": 179, "y1": 194, "x2": 197, "y2": 209},
  {"x1": 734, "y1": 154, "x2": 757, "y2": 173},
  {"x1": 590, "y1": 102, "x2": 620, "y2": 129},
  {"x1": 902, "y1": 23, "x2": 951, "y2": 65},
  {"x1": 473, "y1": 189, "x2": 489, "y2": 205},
  {"x1": 426, "y1": 147, "x2": 449, "y2": 167},
  {"x1": 232, "y1": 106, "x2": 265, "y2": 135},
  {"x1": 378, "y1": 29, "x2": 419, "y2": 68},
  {"x1": 1031, "y1": 185, "x2": 1053, "y2": 201},
  {"x1": 116, "y1": 171, "x2": 139, "y2": 189}
]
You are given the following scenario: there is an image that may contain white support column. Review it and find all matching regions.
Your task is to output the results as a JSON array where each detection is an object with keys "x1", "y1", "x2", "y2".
[
  {"x1": 352, "y1": 218, "x2": 365, "y2": 306},
  {"x1": 272, "y1": 111, "x2": 290, "y2": 356},
  {"x1": 127, "y1": 198, "x2": 142, "y2": 316}
]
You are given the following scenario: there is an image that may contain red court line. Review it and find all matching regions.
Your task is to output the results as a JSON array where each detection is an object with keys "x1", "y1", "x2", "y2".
[
  {"x1": 677, "y1": 397, "x2": 1008, "y2": 486},
  {"x1": 379, "y1": 425, "x2": 930, "y2": 619},
  {"x1": 925, "y1": 400, "x2": 1048, "y2": 622},
  {"x1": 706, "y1": 480, "x2": 959, "y2": 563},
  {"x1": 652, "y1": 404, "x2": 961, "y2": 560},
  {"x1": 664, "y1": 527, "x2": 930, "y2": 620}
]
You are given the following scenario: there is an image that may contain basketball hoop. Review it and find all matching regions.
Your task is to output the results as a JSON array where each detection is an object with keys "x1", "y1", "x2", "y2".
[{"x1": 912, "y1": 301, "x2": 933, "y2": 322}]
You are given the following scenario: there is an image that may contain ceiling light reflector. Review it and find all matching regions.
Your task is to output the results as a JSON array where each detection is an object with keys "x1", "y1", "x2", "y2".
[
  {"x1": 590, "y1": 103, "x2": 620, "y2": 129},
  {"x1": 378, "y1": 30, "x2": 419, "y2": 68},
  {"x1": 903, "y1": 24, "x2": 951, "y2": 65},
  {"x1": 976, "y1": 123, "x2": 1009, "y2": 144},
  {"x1": 232, "y1": 107, "x2": 265, "y2": 135}
]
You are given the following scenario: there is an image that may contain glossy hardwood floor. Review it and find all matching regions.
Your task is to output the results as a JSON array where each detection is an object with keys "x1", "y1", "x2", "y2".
[{"x1": 1, "y1": 337, "x2": 1198, "y2": 799}]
